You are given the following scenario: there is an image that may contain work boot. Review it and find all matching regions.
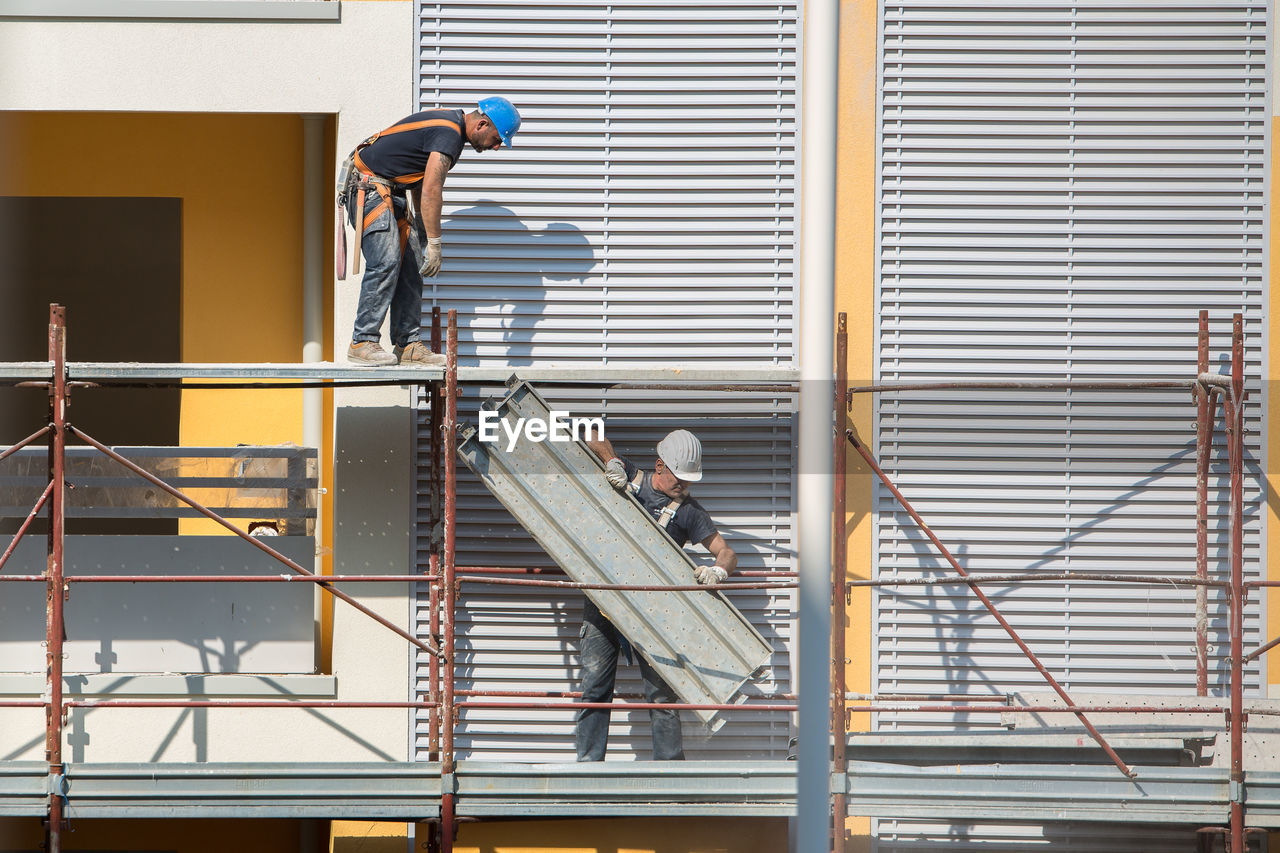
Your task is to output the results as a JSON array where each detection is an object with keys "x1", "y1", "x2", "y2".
[
  {"x1": 347, "y1": 340, "x2": 397, "y2": 366},
  {"x1": 394, "y1": 341, "x2": 446, "y2": 367}
]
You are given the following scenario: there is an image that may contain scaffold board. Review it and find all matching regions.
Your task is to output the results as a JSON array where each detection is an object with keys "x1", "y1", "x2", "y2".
[{"x1": 456, "y1": 379, "x2": 773, "y2": 731}]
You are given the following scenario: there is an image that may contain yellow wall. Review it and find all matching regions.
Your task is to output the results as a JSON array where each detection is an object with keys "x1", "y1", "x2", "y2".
[
  {"x1": 1271, "y1": 118, "x2": 1280, "y2": 695},
  {"x1": 836, "y1": 0, "x2": 877, "y2": 847}
]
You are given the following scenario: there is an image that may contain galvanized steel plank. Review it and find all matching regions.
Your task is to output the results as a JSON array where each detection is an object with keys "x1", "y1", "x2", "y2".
[
  {"x1": 846, "y1": 762, "x2": 1229, "y2": 824},
  {"x1": 63, "y1": 762, "x2": 443, "y2": 819},
  {"x1": 0, "y1": 762, "x2": 49, "y2": 816},
  {"x1": 455, "y1": 379, "x2": 774, "y2": 730},
  {"x1": 454, "y1": 759, "x2": 796, "y2": 817},
  {"x1": 61, "y1": 362, "x2": 797, "y2": 385}
]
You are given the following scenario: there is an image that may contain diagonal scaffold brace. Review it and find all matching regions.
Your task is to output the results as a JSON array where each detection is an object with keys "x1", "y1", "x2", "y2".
[{"x1": 845, "y1": 429, "x2": 1136, "y2": 779}]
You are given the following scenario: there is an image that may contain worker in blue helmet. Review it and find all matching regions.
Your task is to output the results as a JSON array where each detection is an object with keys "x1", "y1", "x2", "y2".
[{"x1": 337, "y1": 97, "x2": 522, "y2": 366}]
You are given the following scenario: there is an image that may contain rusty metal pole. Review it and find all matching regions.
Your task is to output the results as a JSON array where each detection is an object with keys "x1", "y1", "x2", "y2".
[
  {"x1": 1227, "y1": 313, "x2": 1244, "y2": 853},
  {"x1": 1195, "y1": 310, "x2": 1210, "y2": 696},
  {"x1": 441, "y1": 310, "x2": 458, "y2": 853},
  {"x1": 429, "y1": 307, "x2": 443, "y2": 760},
  {"x1": 830, "y1": 314, "x2": 848, "y2": 853},
  {"x1": 45, "y1": 305, "x2": 67, "y2": 853}
]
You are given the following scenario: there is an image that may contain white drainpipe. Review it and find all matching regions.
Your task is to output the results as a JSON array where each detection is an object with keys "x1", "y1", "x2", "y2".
[{"x1": 797, "y1": 0, "x2": 838, "y2": 851}]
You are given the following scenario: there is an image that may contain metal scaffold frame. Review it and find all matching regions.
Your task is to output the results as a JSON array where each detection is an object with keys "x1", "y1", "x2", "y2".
[{"x1": 0, "y1": 304, "x2": 1273, "y2": 853}]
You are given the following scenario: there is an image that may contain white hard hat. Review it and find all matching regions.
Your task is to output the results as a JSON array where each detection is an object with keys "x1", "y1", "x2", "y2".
[{"x1": 656, "y1": 429, "x2": 703, "y2": 482}]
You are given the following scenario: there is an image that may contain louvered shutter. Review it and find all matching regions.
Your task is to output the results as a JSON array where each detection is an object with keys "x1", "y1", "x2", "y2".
[
  {"x1": 413, "y1": 0, "x2": 799, "y2": 761},
  {"x1": 872, "y1": 0, "x2": 1265, "y2": 847}
]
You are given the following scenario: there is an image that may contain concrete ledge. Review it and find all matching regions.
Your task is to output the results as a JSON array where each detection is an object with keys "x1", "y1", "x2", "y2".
[
  {"x1": 0, "y1": 0, "x2": 340, "y2": 21},
  {"x1": 0, "y1": 673, "x2": 336, "y2": 697}
]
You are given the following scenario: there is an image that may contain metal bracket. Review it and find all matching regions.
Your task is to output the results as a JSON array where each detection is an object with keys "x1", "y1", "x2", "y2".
[
  {"x1": 1229, "y1": 779, "x2": 1244, "y2": 803},
  {"x1": 49, "y1": 771, "x2": 69, "y2": 807},
  {"x1": 829, "y1": 771, "x2": 848, "y2": 794}
]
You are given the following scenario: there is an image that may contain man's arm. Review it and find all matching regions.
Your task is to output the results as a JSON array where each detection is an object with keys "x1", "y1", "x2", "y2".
[
  {"x1": 416, "y1": 151, "x2": 449, "y2": 238},
  {"x1": 416, "y1": 152, "x2": 449, "y2": 277},
  {"x1": 586, "y1": 438, "x2": 628, "y2": 489},
  {"x1": 700, "y1": 532, "x2": 738, "y2": 574},
  {"x1": 585, "y1": 438, "x2": 618, "y2": 462}
]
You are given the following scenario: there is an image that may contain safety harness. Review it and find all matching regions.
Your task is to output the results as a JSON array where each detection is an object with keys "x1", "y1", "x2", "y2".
[
  {"x1": 627, "y1": 470, "x2": 684, "y2": 530},
  {"x1": 335, "y1": 116, "x2": 463, "y2": 280}
]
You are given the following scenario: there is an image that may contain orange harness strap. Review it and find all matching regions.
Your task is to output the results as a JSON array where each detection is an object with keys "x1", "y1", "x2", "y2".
[
  {"x1": 360, "y1": 117, "x2": 463, "y2": 185},
  {"x1": 348, "y1": 116, "x2": 459, "y2": 273}
]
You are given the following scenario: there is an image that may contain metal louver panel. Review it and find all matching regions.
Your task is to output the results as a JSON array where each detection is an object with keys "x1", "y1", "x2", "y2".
[
  {"x1": 413, "y1": 0, "x2": 798, "y2": 764},
  {"x1": 417, "y1": 0, "x2": 797, "y2": 365},
  {"x1": 873, "y1": 0, "x2": 1265, "y2": 846}
]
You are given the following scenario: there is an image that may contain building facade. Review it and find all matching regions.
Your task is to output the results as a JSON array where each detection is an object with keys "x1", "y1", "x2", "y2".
[{"x1": 0, "y1": 0, "x2": 1276, "y2": 851}]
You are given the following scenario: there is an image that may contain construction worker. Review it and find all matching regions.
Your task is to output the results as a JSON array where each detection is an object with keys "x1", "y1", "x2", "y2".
[
  {"x1": 577, "y1": 429, "x2": 738, "y2": 761},
  {"x1": 338, "y1": 97, "x2": 521, "y2": 366}
]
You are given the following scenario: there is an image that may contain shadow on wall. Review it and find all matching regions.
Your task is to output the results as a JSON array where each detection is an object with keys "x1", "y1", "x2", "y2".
[{"x1": 435, "y1": 202, "x2": 597, "y2": 365}]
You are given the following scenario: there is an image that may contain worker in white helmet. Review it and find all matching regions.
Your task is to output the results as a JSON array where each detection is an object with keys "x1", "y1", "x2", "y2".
[{"x1": 576, "y1": 429, "x2": 738, "y2": 761}]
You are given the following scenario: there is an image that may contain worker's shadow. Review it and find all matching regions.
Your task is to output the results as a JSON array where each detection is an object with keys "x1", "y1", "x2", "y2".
[{"x1": 432, "y1": 203, "x2": 596, "y2": 366}]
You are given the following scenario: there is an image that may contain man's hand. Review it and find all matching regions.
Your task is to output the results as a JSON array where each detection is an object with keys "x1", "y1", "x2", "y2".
[
  {"x1": 694, "y1": 565, "x2": 728, "y2": 586},
  {"x1": 420, "y1": 236, "x2": 443, "y2": 277},
  {"x1": 605, "y1": 457, "x2": 627, "y2": 489}
]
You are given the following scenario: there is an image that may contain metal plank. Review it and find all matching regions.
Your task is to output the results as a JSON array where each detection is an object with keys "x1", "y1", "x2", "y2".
[
  {"x1": 12, "y1": 758, "x2": 1280, "y2": 824},
  {"x1": 455, "y1": 379, "x2": 774, "y2": 730},
  {"x1": 63, "y1": 362, "x2": 798, "y2": 385},
  {"x1": 1243, "y1": 770, "x2": 1280, "y2": 827},
  {"x1": 63, "y1": 762, "x2": 443, "y2": 820},
  {"x1": 846, "y1": 732, "x2": 1213, "y2": 766},
  {"x1": 0, "y1": 762, "x2": 48, "y2": 817},
  {"x1": 0, "y1": 362, "x2": 51, "y2": 383},
  {"x1": 454, "y1": 760, "x2": 796, "y2": 817},
  {"x1": 0, "y1": 0, "x2": 341, "y2": 21},
  {"x1": 846, "y1": 762, "x2": 1230, "y2": 824}
]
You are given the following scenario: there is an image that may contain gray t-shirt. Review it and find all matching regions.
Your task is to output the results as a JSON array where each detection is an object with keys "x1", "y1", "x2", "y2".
[{"x1": 621, "y1": 458, "x2": 716, "y2": 548}]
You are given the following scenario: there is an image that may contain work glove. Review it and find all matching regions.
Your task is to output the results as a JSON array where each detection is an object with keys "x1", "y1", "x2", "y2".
[
  {"x1": 694, "y1": 565, "x2": 728, "y2": 586},
  {"x1": 420, "y1": 236, "x2": 443, "y2": 277},
  {"x1": 604, "y1": 457, "x2": 628, "y2": 489}
]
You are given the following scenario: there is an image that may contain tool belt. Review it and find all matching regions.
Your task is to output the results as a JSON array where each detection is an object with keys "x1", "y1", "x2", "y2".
[{"x1": 336, "y1": 148, "x2": 412, "y2": 280}]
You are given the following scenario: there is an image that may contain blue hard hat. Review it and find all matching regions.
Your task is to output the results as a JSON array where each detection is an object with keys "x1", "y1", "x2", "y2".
[{"x1": 478, "y1": 96, "x2": 521, "y2": 147}]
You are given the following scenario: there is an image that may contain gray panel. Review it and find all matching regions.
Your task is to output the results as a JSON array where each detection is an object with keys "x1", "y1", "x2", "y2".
[
  {"x1": 872, "y1": 0, "x2": 1267, "y2": 847},
  {"x1": 455, "y1": 380, "x2": 773, "y2": 730},
  {"x1": 454, "y1": 760, "x2": 796, "y2": 817},
  {"x1": 61, "y1": 762, "x2": 442, "y2": 820},
  {"x1": 850, "y1": 762, "x2": 1229, "y2": 824},
  {"x1": 416, "y1": 0, "x2": 798, "y2": 367},
  {"x1": 874, "y1": 0, "x2": 1267, "y2": 721}
]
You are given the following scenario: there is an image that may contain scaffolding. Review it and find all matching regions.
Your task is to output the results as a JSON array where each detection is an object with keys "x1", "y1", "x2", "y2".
[{"x1": 0, "y1": 304, "x2": 1277, "y2": 853}]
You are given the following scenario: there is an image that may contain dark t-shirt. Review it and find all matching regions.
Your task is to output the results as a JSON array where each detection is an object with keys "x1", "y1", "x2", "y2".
[
  {"x1": 357, "y1": 109, "x2": 466, "y2": 186},
  {"x1": 621, "y1": 458, "x2": 717, "y2": 548}
]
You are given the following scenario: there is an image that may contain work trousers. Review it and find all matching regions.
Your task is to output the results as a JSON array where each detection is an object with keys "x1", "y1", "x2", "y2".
[
  {"x1": 575, "y1": 597, "x2": 685, "y2": 761},
  {"x1": 349, "y1": 187, "x2": 424, "y2": 348}
]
